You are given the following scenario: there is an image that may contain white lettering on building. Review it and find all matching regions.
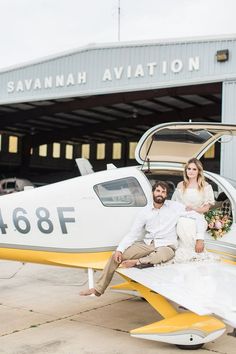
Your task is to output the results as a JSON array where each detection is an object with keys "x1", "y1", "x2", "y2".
[
  {"x1": 56, "y1": 75, "x2": 64, "y2": 87},
  {"x1": 134, "y1": 64, "x2": 145, "y2": 78},
  {"x1": 6, "y1": 56, "x2": 200, "y2": 94},
  {"x1": 44, "y1": 76, "x2": 53, "y2": 88},
  {"x1": 147, "y1": 62, "x2": 157, "y2": 76},
  {"x1": 25, "y1": 79, "x2": 33, "y2": 90},
  {"x1": 16, "y1": 81, "x2": 24, "y2": 92},
  {"x1": 77, "y1": 72, "x2": 86, "y2": 84},
  {"x1": 114, "y1": 67, "x2": 124, "y2": 79},
  {"x1": 162, "y1": 61, "x2": 167, "y2": 74},
  {"x1": 7, "y1": 72, "x2": 87, "y2": 93},
  {"x1": 127, "y1": 65, "x2": 132, "y2": 79},
  {"x1": 171, "y1": 59, "x2": 183, "y2": 73},
  {"x1": 7, "y1": 81, "x2": 14, "y2": 93},
  {"x1": 102, "y1": 69, "x2": 112, "y2": 81},
  {"x1": 34, "y1": 78, "x2": 42, "y2": 90},
  {"x1": 189, "y1": 56, "x2": 200, "y2": 71},
  {"x1": 66, "y1": 73, "x2": 75, "y2": 86},
  {"x1": 101, "y1": 57, "x2": 199, "y2": 81}
]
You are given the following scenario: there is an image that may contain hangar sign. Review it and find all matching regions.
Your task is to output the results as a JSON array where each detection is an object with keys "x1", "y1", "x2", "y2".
[{"x1": 6, "y1": 57, "x2": 200, "y2": 94}]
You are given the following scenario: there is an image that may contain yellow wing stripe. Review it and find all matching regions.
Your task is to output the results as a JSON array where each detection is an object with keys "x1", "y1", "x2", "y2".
[
  {"x1": 131, "y1": 312, "x2": 225, "y2": 335},
  {"x1": 0, "y1": 247, "x2": 112, "y2": 269}
]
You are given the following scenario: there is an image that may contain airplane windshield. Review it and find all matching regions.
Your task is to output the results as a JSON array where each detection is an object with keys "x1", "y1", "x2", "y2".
[{"x1": 153, "y1": 129, "x2": 214, "y2": 143}]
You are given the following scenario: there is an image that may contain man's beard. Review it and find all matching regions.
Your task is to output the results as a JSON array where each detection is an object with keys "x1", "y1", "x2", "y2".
[{"x1": 154, "y1": 195, "x2": 166, "y2": 204}]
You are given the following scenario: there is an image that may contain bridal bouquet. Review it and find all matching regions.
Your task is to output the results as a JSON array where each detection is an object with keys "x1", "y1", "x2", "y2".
[{"x1": 205, "y1": 208, "x2": 232, "y2": 239}]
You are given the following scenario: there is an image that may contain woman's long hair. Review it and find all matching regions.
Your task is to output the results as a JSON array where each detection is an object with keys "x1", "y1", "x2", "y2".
[{"x1": 183, "y1": 158, "x2": 205, "y2": 191}]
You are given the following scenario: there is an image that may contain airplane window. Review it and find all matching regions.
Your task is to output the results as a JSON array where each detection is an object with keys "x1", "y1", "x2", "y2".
[
  {"x1": 94, "y1": 177, "x2": 147, "y2": 207},
  {"x1": 6, "y1": 182, "x2": 16, "y2": 189},
  {"x1": 146, "y1": 174, "x2": 182, "y2": 198},
  {"x1": 153, "y1": 129, "x2": 214, "y2": 144}
]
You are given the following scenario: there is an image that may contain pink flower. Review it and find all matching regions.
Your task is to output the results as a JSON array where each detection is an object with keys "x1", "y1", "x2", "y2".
[{"x1": 215, "y1": 221, "x2": 222, "y2": 229}]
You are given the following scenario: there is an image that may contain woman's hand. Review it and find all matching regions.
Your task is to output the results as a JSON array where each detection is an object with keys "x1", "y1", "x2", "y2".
[
  {"x1": 186, "y1": 203, "x2": 211, "y2": 214},
  {"x1": 195, "y1": 203, "x2": 211, "y2": 214},
  {"x1": 185, "y1": 206, "x2": 194, "y2": 211},
  {"x1": 195, "y1": 240, "x2": 204, "y2": 253}
]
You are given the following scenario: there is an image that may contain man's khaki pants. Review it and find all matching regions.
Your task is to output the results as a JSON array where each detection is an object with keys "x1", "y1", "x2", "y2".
[{"x1": 95, "y1": 241, "x2": 175, "y2": 294}]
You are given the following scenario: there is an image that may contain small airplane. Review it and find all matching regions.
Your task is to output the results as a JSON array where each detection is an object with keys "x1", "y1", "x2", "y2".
[
  {"x1": 0, "y1": 177, "x2": 34, "y2": 195},
  {"x1": 1, "y1": 122, "x2": 236, "y2": 350}
]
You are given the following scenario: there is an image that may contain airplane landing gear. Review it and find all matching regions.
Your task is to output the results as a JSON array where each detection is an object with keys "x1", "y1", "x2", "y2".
[
  {"x1": 228, "y1": 328, "x2": 236, "y2": 337},
  {"x1": 176, "y1": 343, "x2": 204, "y2": 350}
]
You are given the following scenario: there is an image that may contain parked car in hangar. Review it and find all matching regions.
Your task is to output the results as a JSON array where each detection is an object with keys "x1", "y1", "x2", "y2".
[{"x1": 0, "y1": 178, "x2": 34, "y2": 195}]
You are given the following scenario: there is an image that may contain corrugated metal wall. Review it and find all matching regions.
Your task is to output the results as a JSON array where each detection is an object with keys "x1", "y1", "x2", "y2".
[
  {"x1": 0, "y1": 36, "x2": 236, "y2": 104},
  {"x1": 221, "y1": 80, "x2": 236, "y2": 180}
]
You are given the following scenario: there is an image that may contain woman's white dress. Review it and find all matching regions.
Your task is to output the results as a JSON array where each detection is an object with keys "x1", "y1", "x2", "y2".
[{"x1": 171, "y1": 184, "x2": 215, "y2": 263}]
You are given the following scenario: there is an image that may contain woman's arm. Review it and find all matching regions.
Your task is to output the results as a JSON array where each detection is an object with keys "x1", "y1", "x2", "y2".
[
  {"x1": 187, "y1": 183, "x2": 215, "y2": 214},
  {"x1": 190, "y1": 203, "x2": 211, "y2": 214}
]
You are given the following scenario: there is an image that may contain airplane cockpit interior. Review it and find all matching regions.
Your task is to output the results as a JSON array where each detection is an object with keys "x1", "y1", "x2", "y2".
[{"x1": 144, "y1": 169, "x2": 233, "y2": 220}]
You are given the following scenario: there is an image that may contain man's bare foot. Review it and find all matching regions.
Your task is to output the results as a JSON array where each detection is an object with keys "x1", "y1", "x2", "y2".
[
  {"x1": 80, "y1": 288, "x2": 101, "y2": 296},
  {"x1": 121, "y1": 259, "x2": 138, "y2": 268}
]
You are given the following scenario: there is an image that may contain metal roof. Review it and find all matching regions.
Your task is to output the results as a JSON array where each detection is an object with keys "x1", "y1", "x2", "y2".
[{"x1": 0, "y1": 33, "x2": 235, "y2": 73}]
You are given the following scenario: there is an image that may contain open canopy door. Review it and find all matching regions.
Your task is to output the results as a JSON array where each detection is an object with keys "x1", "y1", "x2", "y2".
[{"x1": 135, "y1": 122, "x2": 236, "y2": 166}]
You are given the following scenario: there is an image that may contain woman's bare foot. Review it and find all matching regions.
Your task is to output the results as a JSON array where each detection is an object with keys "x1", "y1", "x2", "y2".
[
  {"x1": 121, "y1": 259, "x2": 138, "y2": 268},
  {"x1": 80, "y1": 288, "x2": 101, "y2": 296}
]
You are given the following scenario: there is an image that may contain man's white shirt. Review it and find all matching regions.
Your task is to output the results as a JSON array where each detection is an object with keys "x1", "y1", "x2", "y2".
[{"x1": 117, "y1": 200, "x2": 186, "y2": 253}]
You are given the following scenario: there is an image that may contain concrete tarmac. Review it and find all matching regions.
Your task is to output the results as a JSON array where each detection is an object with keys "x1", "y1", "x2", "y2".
[{"x1": 0, "y1": 260, "x2": 235, "y2": 354}]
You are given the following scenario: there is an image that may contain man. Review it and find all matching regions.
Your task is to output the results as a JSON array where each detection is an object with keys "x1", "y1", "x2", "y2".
[{"x1": 80, "y1": 180, "x2": 204, "y2": 297}]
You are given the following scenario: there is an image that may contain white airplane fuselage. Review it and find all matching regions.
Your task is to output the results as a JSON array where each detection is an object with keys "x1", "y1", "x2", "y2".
[{"x1": 0, "y1": 166, "x2": 152, "y2": 265}]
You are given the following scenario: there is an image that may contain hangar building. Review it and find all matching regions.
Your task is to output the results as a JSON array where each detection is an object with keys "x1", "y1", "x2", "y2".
[{"x1": 0, "y1": 34, "x2": 235, "y2": 184}]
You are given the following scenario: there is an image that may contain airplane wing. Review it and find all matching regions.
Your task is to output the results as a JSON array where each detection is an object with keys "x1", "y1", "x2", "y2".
[
  {"x1": 47, "y1": 254, "x2": 111, "y2": 270},
  {"x1": 117, "y1": 260, "x2": 236, "y2": 327}
]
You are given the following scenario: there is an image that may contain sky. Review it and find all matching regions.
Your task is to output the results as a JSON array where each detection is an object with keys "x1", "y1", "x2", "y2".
[{"x1": 1, "y1": 0, "x2": 236, "y2": 69}]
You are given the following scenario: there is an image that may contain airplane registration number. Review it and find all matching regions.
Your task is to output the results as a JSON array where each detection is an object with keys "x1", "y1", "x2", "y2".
[{"x1": 0, "y1": 207, "x2": 75, "y2": 234}]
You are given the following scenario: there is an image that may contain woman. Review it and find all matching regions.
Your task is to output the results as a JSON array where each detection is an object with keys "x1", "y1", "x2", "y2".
[{"x1": 172, "y1": 158, "x2": 215, "y2": 262}]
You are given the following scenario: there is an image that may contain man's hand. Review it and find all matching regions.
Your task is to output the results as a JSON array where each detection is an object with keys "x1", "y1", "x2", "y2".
[
  {"x1": 114, "y1": 251, "x2": 123, "y2": 264},
  {"x1": 195, "y1": 239, "x2": 204, "y2": 253}
]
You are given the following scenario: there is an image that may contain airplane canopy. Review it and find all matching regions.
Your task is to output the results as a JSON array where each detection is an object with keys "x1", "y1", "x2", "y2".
[{"x1": 135, "y1": 122, "x2": 236, "y2": 166}]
